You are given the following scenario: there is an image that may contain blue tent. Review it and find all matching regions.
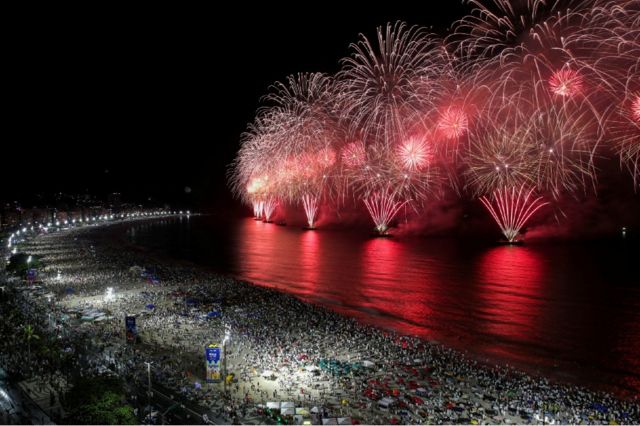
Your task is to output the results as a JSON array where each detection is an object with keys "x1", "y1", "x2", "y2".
[
  {"x1": 185, "y1": 298, "x2": 199, "y2": 306},
  {"x1": 591, "y1": 403, "x2": 608, "y2": 414},
  {"x1": 207, "y1": 311, "x2": 221, "y2": 318},
  {"x1": 65, "y1": 287, "x2": 74, "y2": 294},
  {"x1": 146, "y1": 304, "x2": 155, "y2": 310}
]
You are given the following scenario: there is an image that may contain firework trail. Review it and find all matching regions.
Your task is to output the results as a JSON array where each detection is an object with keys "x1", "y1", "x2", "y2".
[
  {"x1": 252, "y1": 200, "x2": 264, "y2": 220},
  {"x1": 302, "y1": 194, "x2": 319, "y2": 229},
  {"x1": 363, "y1": 186, "x2": 411, "y2": 235},
  {"x1": 263, "y1": 198, "x2": 278, "y2": 223},
  {"x1": 480, "y1": 184, "x2": 550, "y2": 242}
]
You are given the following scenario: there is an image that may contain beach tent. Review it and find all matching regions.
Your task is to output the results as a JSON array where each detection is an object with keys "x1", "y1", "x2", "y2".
[
  {"x1": 338, "y1": 417, "x2": 352, "y2": 425},
  {"x1": 310, "y1": 407, "x2": 320, "y2": 414},
  {"x1": 282, "y1": 407, "x2": 295, "y2": 416},
  {"x1": 266, "y1": 402, "x2": 280, "y2": 410},
  {"x1": 415, "y1": 388, "x2": 429, "y2": 397},
  {"x1": 362, "y1": 360, "x2": 375, "y2": 368},
  {"x1": 207, "y1": 311, "x2": 221, "y2": 318},
  {"x1": 146, "y1": 304, "x2": 155, "y2": 310},
  {"x1": 281, "y1": 402, "x2": 295, "y2": 410},
  {"x1": 322, "y1": 418, "x2": 338, "y2": 425},
  {"x1": 262, "y1": 370, "x2": 276, "y2": 377},
  {"x1": 295, "y1": 408, "x2": 309, "y2": 416},
  {"x1": 305, "y1": 365, "x2": 320, "y2": 372},
  {"x1": 378, "y1": 397, "x2": 396, "y2": 409},
  {"x1": 65, "y1": 287, "x2": 74, "y2": 294}
]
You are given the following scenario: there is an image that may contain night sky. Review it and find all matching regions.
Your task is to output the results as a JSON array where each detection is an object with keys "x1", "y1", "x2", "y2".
[{"x1": 5, "y1": 3, "x2": 470, "y2": 210}]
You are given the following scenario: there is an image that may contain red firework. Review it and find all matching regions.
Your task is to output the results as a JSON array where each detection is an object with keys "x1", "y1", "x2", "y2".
[
  {"x1": 437, "y1": 107, "x2": 469, "y2": 139},
  {"x1": 363, "y1": 187, "x2": 410, "y2": 235},
  {"x1": 479, "y1": 185, "x2": 549, "y2": 243},
  {"x1": 316, "y1": 147, "x2": 337, "y2": 168},
  {"x1": 301, "y1": 194, "x2": 319, "y2": 229},
  {"x1": 342, "y1": 141, "x2": 366, "y2": 168},
  {"x1": 633, "y1": 95, "x2": 640, "y2": 124},
  {"x1": 263, "y1": 198, "x2": 278, "y2": 222},
  {"x1": 397, "y1": 136, "x2": 431, "y2": 171},
  {"x1": 549, "y1": 68, "x2": 584, "y2": 98}
]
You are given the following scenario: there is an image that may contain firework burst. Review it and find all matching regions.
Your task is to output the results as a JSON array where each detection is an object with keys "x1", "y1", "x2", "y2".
[
  {"x1": 437, "y1": 106, "x2": 469, "y2": 140},
  {"x1": 338, "y1": 21, "x2": 445, "y2": 147},
  {"x1": 549, "y1": 68, "x2": 584, "y2": 98},
  {"x1": 397, "y1": 135, "x2": 432, "y2": 171},
  {"x1": 342, "y1": 141, "x2": 367, "y2": 168},
  {"x1": 229, "y1": 1, "x2": 639, "y2": 237}
]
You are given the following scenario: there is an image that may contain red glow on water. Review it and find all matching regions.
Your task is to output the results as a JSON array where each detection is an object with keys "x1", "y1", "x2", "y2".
[
  {"x1": 299, "y1": 230, "x2": 320, "y2": 295},
  {"x1": 475, "y1": 246, "x2": 544, "y2": 346},
  {"x1": 549, "y1": 68, "x2": 583, "y2": 98},
  {"x1": 361, "y1": 238, "x2": 435, "y2": 336}
]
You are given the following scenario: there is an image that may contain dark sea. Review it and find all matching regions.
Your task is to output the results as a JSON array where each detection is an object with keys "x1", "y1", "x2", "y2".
[{"x1": 124, "y1": 215, "x2": 640, "y2": 398}]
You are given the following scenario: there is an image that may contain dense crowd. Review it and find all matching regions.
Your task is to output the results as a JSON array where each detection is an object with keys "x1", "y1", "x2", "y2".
[{"x1": 2, "y1": 222, "x2": 639, "y2": 424}]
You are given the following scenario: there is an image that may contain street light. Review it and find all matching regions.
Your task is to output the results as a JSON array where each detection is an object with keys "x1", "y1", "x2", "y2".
[
  {"x1": 144, "y1": 361, "x2": 153, "y2": 424},
  {"x1": 223, "y1": 327, "x2": 231, "y2": 393}
]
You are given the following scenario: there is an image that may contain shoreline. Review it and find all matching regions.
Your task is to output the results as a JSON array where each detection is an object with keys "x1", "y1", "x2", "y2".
[
  {"x1": 8, "y1": 220, "x2": 640, "y2": 424},
  {"x1": 116, "y1": 217, "x2": 639, "y2": 399}
]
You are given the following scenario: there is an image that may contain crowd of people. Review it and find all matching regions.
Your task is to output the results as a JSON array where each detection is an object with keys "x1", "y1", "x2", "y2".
[{"x1": 2, "y1": 220, "x2": 639, "y2": 424}]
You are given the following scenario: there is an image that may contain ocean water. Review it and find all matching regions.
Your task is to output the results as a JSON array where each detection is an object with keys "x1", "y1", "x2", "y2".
[{"x1": 125, "y1": 215, "x2": 640, "y2": 397}]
